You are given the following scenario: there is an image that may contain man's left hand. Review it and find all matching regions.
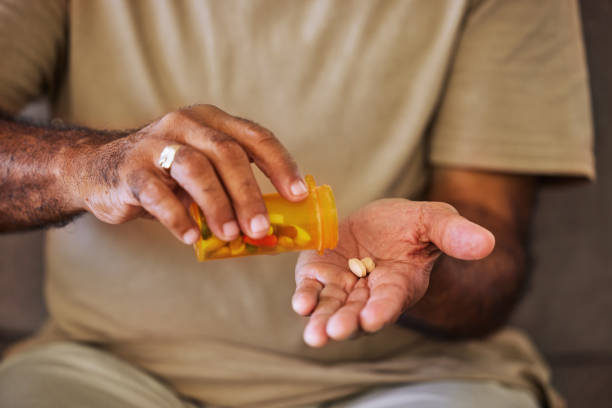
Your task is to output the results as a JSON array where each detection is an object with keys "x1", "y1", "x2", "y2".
[{"x1": 292, "y1": 198, "x2": 495, "y2": 347}]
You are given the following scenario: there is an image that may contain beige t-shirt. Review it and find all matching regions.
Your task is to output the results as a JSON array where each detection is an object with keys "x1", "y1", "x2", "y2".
[{"x1": 0, "y1": 1, "x2": 593, "y2": 407}]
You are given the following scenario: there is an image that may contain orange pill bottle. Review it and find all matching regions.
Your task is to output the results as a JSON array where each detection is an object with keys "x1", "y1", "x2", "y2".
[{"x1": 189, "y1": 175, "x2": 338, "y2": 261}]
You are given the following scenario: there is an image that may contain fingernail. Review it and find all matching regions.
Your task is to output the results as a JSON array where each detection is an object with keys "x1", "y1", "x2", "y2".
[
  {"x1": 250, "y1": 214, "x2": 269, "y2": 235},
  {"x1": 290, "y1": 179, "x2": 308, "y2": 197},
  {"x1": 183, "y1": 228, "x2": 200, "y2": 244},
  {"x1": 222, "y1": 221, "x2": 239, "y2": 238}
]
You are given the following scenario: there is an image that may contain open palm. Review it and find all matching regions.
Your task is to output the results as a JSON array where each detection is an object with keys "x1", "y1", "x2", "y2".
[{"x1": 293, "y1": 198, "x2": 495, "y2": 347}]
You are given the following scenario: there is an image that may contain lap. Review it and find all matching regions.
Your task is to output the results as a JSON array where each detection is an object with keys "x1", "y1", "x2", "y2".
[
  {"x1": 0, "y1": 342, "x2": 196, "y2": 408},
  {"x1": 325, "y1": 381, "x2": 540, "y2": 408},
  {"x1": 0, "y1": 342, "x2": 539, "y2": 408}
]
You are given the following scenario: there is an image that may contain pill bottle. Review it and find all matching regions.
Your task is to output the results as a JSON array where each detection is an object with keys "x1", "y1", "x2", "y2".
[{"x1": 189, "y1": 175, "x2": 338, "y2": 261}]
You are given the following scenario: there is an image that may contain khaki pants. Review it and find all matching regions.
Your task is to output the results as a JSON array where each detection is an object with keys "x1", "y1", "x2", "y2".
[{"x1": 0, "y1": 342, "x2": 539, "y2": 408}]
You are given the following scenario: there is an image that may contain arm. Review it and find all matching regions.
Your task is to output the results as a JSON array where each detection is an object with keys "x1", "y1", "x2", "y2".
[
  {"x1": 0, "y1": 105, "x2": 308, "y2": 242},
  {"x1": 0, "y1": 113, "x2": 121, "y2": 230},
  {"x1": 400, "y1": 167, "x2": 535, "y2": 338}
]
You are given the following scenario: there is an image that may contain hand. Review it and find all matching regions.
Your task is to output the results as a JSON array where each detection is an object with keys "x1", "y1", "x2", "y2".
[
  {"x1": 68, "y1": 104, "x2": 308, "y2": 244},
  {"x1": 292, "y1": 199, "x2": 495, "y2": 347}
]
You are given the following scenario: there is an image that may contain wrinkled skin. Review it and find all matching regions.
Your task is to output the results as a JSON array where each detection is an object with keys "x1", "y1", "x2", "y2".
[
  {"x1": 69, "y1": 104, "x2": 307, "y2": 243},
  {"x1": 293, "y1": 198, "x2": 495, "y2": 347},
  {"x1": 1, "y1": 104, "x2": 309, "y2": 239}
]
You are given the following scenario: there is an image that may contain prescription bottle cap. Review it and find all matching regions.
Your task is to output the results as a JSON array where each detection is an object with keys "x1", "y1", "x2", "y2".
[{"x1": 306, "y1": 175, "x2": 338, "y2": 253}]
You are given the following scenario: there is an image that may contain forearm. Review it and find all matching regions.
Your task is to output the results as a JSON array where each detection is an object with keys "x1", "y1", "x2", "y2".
[
  {"x1": 0, "y1": 112, "x2": 123, "y2": 231},
  {"x1": 400, "y1": 169, "x2": 535, "y2": 338}
]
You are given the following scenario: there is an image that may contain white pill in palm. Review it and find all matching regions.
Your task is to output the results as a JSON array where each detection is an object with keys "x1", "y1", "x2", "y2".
[
  {"x1": 348, "y1": 258, "x2": 367, "y2": 278},
  {"x1": 361, "y1": 257, "x2": 375, "y2": 273}
]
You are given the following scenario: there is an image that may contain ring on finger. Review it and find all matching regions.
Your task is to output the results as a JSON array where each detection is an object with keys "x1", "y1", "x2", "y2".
[{"x1": 158, "y1": 144, "x2": 183, "y2": 170}]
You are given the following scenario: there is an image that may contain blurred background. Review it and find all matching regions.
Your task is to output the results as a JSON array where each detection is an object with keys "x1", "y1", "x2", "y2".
[{"x1": 1, "y1": 1, "x2": 610, "y2": 407}]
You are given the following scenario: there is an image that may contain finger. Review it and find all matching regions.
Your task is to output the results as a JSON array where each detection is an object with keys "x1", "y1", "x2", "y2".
[
  {"x1": 168, "y1": 146, "x2": 239, "y2": 241},
  {"x1": 192, "y1": 105, "x2": 308, "y2": 201},
  {"x1": 418, "y1": 202, "x2": 495, "y2": 260},
  {"x1": 168, "y1": 123, "x2": 270, "y2": 239},
  {"x1": 174, "y1": 188, "x2": 194, "y2": 209},
  {"x1": 296, "y1": 255, "x2": 358, "y2": 290},
  {"x1": 303, "y1": 284, "x2": 348, "y2": 347},
  {"x1": 359, "y1": 265, "x2": 423, "y2": 333},
  {"x1": 292, "y1": 278, "x2": 323, "y2": 316},
  {"x1": 326, "y1": 279, "x2": 369, "y2": 340},
  {"x1": 197, "y1": 131, "x2": 271, "y2": 239},
  {"x1": 128, "y1": 170, "x2": 200, "y2": 244}
]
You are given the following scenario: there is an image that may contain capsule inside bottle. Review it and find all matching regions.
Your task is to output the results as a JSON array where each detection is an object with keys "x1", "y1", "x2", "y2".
[{"x1": 189, "y1": 175, "x2": 338, "y2": 261}]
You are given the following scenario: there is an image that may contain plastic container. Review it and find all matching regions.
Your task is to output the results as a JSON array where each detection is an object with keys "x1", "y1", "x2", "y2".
[{"x1": 189, "y1": 175, "x2": 338, "y2": 261}]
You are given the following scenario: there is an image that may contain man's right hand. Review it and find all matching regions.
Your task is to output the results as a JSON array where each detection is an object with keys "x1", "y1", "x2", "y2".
[{"x1": 66, "y1": 104, "x2": 308, "y2": 244}]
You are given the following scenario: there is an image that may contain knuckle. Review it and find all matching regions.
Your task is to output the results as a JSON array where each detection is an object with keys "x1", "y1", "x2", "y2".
[
  {"x1": 420, "y1": 202, "x2": 458, "y2": 228},
  {"x1": 164, "y1": 211, "x2": 185, "y2": 231},
  {"x1": 208, "y1": 131, "x2": 245, "y2": 159},
  {"x1": 201, "y1": 187, "x2": 228, "y2": 207},
  {"x1": 199, "y1": 103, "x2": 217, "y2": 112},
  {"x1": 201, "y1": 184, "x2": 221, "y2": 195},
  {"x1": 321, "y1": 284, "x2": 348, "y2": 301},
  {"x1": 235, "y1": 179, "x2": 260, "y2": 199},
  {"x1": 159, "y1": 110, "x2": 198, "y2": 133},
  {"x1": 173, "y1": 148, "x2": 209, "y2": 179},
  {"x1": 127, "y1": 170, "x2": 152, "y2": 200},
  {"x1": 265, "y1": 152, "x2": 297, "y2": 174},
  {"x1": 194, "y1": 104, "x2": 224, "y2": 118},
  {"x1": 434, "y1": 202, "x2": 457, "y2": 214},
  {"x1": 158, "y1": 111, "x2": 185, "y2": 131},
  {"x1": 239, "y1": 118, "x2": 276, "y2": 142},
  {"x1": 138, "y1": 182, "x2": 166, "y2": 205},
  {"x1": 258, "y1": 129, "x2": 277, "y2": 145},
  {"x1": 255, "y1": 130, "x2": 277, "y2": 147},
  {"x1": 199, "y1": 190, "x2": 232, "y2": 216},
  {"x1": 234, "y1": 189, "x2": 264, "y2": 212}
]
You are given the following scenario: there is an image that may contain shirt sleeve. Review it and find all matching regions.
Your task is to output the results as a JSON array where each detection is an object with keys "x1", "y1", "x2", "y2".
[
  {"x1": 0, "y1": 0, "x2": 66, "y2": 114},
  {"x1": 429, "y1": 0, "x2": 595, "y2": 179}
]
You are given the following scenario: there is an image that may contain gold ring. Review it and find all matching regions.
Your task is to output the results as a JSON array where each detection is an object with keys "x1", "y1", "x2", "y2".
[{"x1": 158, "y1": 144, "x2": 182, "y2": 170}]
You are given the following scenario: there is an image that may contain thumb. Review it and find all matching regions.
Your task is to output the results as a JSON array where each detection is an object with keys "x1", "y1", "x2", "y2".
[{"x1": 418, "y1": 202, "x2": 495, "y2": 260}]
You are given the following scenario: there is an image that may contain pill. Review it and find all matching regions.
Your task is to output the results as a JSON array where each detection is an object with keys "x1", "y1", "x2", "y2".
[
  {"x1": 199, "y1": 236, "x2": 226, "y2": 255},
  {"x1": 348, "y1": 258, "x2": 367, "y2": 278},
  {"x1": 361, "y1": 257, "x2": 375, "y2": 273},
  {"x1": 293, "y1": 225, "x2": 312, "y2": 246},
  {"x1": 278, "y1": 236, "x2": 294, "y2": 248},
  {"x1": 269, "y1": 213, "x2": 284, "y2": 224},
  {"x1": 277, "y1": 225, "x2": 297, "y2": 238},
  {"x1": 229, "y1": 238, "x2": 246, "y2": 255},
  {"x1": 211, "y1": 245, "x2": 230, "y2": 258}
]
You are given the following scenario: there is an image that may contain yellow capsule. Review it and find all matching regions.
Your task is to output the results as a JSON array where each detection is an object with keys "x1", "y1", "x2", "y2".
[
  {"x1": 200, "y1": 236, "x2": 226, "y2": 254},
  {"x1": 194, "y1": 237, "x2": 206, "y2": 262},
  {"x1": 361, "y1": 257, "x2": 376, "y2": 274},
  {"x1": 278, "y1": 236, "x2": 294, "y2": 249},
  {"x1": 211, "y1": 246, "x2": 230, "y2": 258},
  {"x1": 267, "y1": 226, "x2": 275, "y2": 236},
  {"x1": 269, "y1": 213, "x2": 284, "y2": 224},
  {"x1": 189, "y1": 203, "x2": 201, "y2": 227},
  {"x1": 229, "y1": 238, "x2": 246, "y2": 255},
  {"x1": 294, "y1": 225, "x2": 312, "y2": 246}
]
